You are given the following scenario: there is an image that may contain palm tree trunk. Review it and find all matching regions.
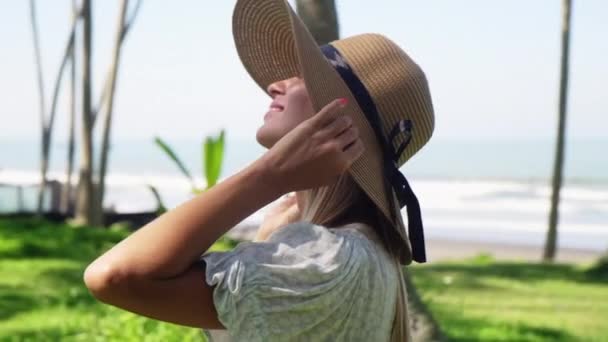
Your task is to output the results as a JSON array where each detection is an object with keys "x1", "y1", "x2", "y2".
[
  {"x1": 295, "y1": 0, "x2": 339, "y2": 45},
  {"x1": 74, "y1": 0, "x2": 97, "y2": 226},
  {"x1": 95, "y1": 0, "x2": 142, "y2": 225},
  {"x1": 61, "y1": 0, "x2": 79, "y2": 215},
  {"x1": 31, "y1": 0, "x2": 84, "y2": 216},
  {"x1": 94, "y1": 0, "x2": 130, "y2": 226},
  {"x1": 29, "y1": 0, "x2": 48, "y2": 216},
  {"x1": 544, "y1": 0, "x2": 572, "y2": 262}
]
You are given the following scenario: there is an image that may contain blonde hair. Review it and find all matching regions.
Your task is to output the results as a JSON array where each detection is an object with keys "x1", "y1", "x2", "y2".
[{"x1": 297, "y1": 173, "x2": 412, "y2": 341}]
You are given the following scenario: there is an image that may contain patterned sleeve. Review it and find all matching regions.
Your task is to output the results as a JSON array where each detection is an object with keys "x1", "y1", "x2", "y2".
[{"x1": 197, "y1": 220, "x2": 371, "y2": 341}]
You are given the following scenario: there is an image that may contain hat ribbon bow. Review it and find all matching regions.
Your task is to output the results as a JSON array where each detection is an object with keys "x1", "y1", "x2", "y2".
[{"x1": 321, "y1": 44, "x2": 427, "y2": 263}]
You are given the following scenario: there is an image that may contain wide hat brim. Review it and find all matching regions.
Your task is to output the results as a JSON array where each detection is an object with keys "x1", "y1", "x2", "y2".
[{"x1": 232, "y1": 0, "x2": 414, "y2": 265}]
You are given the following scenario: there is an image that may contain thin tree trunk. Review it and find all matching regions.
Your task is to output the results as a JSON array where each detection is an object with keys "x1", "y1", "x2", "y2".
[
  {"x1": 61, "y1": 0, "x2": 79, "y2": 215},
  {"x1": 544, "y1": 0, "x2": 572, "y2": 262},
  {"x1": 91, "y1": 0, "x2": 141, "y2": 128},
  {"x1": 295, "y1": 0, "x2": 339, "y2": 45},
  {"x1": 46, "y1": 4, "x2": 82, "y2": 214},
  {"x1": 94, "y1": 0, "x2": 130, "y2": 225},
  {"x1": 74, "y1": 0, "x2": 97, "y2": 226},
  {"x1": 95, "y1": 0, "x2": 142, "y2": 225},
  {"x1": 31, "y1": 1, "x2": 84, "y2": 216},
  {"x1": 29, "y1": 0, "x2": 48, "y2": 216}
]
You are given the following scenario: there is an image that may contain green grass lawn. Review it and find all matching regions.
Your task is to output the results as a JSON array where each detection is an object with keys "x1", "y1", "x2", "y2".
[
  {"x1": 0, "y1": 217, "x2": 237, "y2": 342},
  {"x1": 1, "y1": 217, "x2": 606, "y2": 341},
  {"x1": 409, "y1": 253, "x2": 608, "y2": 342}
]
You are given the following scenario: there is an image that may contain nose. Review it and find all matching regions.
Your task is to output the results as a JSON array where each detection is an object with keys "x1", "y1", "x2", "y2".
[{"x1": 267, "y1": 80, "x2": 286, "y2": 98}]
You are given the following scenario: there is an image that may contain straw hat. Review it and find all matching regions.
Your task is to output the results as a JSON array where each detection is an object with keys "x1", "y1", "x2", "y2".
[{"x1": 233, "y1": 0, "x2": 435, "y2": 265}]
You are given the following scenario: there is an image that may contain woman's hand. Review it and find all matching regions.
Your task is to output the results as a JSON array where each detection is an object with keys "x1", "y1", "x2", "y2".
[
  {"x1": 256, "y1": 98, "x2": 365, "y2": 195},
  {"x1": 253, "y1": 193, "x2": 300, "y2": 242}
]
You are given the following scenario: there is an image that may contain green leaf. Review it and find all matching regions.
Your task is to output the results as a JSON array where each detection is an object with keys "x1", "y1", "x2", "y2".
[
  {"x1": 145, "y1": 184, "x2": 167, "y2": 215},
  {"x1": 203, "y1": 130, "x2": 225, "y2": 190},
  {"x1": 153, "y1": 136, "x2": 195, "y2": 187}
]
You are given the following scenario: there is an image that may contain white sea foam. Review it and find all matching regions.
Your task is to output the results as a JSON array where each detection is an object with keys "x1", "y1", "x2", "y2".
[{"x1": 1, "y1": 168, "x2": 606, "y2": 250}]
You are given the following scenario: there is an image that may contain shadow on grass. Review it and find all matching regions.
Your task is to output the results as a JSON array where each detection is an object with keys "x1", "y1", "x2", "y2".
[
  {"x1": 0, "y1": 217, "x2": 238, "y2": 327},
  {"x1": 38, "y1": 267, "x2": 99, "y2": 308},
  {"x1": 408, "y1": 255, "x2": 606, "y2": 341},
  {"x1": 0, "y1": 284, "x2": 38, "y2": 321},
  {"x1": 0, "y1": 217, "x2": 129, "y2": 262},
  {"x1": 0, "y1": 266, "x2": 98, "y2": 321},
  {"x1": 0, "y1": 217, "x2": 239, "y2": 262},
  {"x1": 412, "y1": 257, "x2": 608, "y2": 286},
  {"x1": 437, "y1": 308, "x2": 576, "y2": 342},
  {"x1": 1, "y1": 326, "x2": 82, "y2": 342}
]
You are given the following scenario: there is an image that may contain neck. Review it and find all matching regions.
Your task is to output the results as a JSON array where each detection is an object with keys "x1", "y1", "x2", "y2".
[
  {"x1": 295, "y1": 191, "x2": 306, "y2": 214},
  {"x1": 295, "y1": 189, "x2": 377, "y2": 230}
]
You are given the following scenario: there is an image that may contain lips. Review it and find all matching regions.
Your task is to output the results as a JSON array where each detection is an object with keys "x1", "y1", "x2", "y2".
[
  {"x1": 269, "y1": 100, "x2": 284, "y2": 112},
  {"x1": 264, "y1": 99, "x2": 284, "y2": 121}
]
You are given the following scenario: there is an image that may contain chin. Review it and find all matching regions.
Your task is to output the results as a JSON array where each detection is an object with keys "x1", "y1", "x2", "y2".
[{"x1": 256, "y1": 127, "x2": 276, "y2": 149}]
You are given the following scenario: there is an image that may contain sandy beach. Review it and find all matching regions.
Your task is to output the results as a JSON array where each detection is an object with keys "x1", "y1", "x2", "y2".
[{"x1": 424, "y1": 237, "x2": 602, "y2": 264}]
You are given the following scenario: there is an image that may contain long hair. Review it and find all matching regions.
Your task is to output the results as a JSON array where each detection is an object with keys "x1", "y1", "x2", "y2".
[{"x1": 297, "y1": 172, "x2": 412, "y2": 341}]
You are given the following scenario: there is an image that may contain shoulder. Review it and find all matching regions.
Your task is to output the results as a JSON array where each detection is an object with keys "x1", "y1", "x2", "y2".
[
  {"x1": 198, "y1": 221, "x2": 372, "y2": 294},
  {"x1": 267, "y1": 221, "x2": 378, "y2": 268},
  {"x1": 241, "y1": 221, "x2": 370, "y2": 271},
  {"x1": 197, "y1": 221, "x2": 388, "y2": 337},
  {"x1": 267, "y1": 220, "x2": 376, "y2": 250}
]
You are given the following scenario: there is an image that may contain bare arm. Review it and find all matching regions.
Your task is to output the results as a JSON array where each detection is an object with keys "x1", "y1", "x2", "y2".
[
  {"x1": 83, "y1": 161, "x2": 280, "y2": 284},
  {"x1": 82, "y1": 160, "x2": 281, "y2": 330},
  {"x1": 82, "y1": 98, "x2": 361, "y2": 328}
]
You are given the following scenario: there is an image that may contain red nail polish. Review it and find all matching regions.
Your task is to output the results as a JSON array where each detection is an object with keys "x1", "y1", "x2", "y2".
[{"x1": 339, "y1": 98, "x2": 348, "y2": 106}]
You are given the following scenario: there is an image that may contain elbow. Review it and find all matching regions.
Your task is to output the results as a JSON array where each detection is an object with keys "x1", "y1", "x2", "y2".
[{"x1": 83, "y1": 261, "x2": 129, "y2": 303}]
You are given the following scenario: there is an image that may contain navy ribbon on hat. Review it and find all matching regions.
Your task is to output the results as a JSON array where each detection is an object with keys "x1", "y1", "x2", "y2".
[{"x1": 321, "y1": 44, "x2": 427, "y2": 263}]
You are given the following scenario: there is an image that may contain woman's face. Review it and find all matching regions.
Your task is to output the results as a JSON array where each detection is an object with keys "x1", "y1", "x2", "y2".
[{"x1": 256, "y1": 77, "x2": 315, "y2": 148}]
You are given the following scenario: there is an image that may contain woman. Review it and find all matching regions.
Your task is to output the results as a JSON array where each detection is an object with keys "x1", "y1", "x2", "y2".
[{"x1": 83, "y1": 0, "x2": 435, "y2": 341}]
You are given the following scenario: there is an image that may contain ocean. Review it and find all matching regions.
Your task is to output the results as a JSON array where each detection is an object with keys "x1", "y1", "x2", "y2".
[{"x1": 1, "y1": 137, "x2": 607, "y2": 251}]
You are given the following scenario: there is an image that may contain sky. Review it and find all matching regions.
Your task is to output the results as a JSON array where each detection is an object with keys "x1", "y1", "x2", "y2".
[{"x1": 1, "y1": 0, "x2": 607, "y2": 144}]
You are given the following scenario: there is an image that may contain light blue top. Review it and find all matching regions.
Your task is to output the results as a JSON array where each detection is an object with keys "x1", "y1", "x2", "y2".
[{"x1": 198, "y1": 221, "x2": 399, "y2": 342}]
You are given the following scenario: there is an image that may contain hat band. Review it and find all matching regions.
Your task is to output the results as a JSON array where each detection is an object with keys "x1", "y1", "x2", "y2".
[{"x1": 320, "y1": 44, "x2": 427, "y2": 263}]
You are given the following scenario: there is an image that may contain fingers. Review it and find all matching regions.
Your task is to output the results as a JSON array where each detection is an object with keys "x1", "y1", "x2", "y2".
[
  {"x1": 316, "y1": 115, "x2": 353, "y2": 141},
  {"x1": 310, "y1": 98, "x2": 348, "y2": 128},
  {"x1": 310, "y1": 97, "x2": 365, "y2": 172},
  {"x1": 312, "y1": 97, "x2": 355, "y2": 144},
  {"x1": 342, "y1": 138, "x2": 365, "y2": 164},
  {"x1": 335, "y1": 125, "x2": 359, "y2": 151}
]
